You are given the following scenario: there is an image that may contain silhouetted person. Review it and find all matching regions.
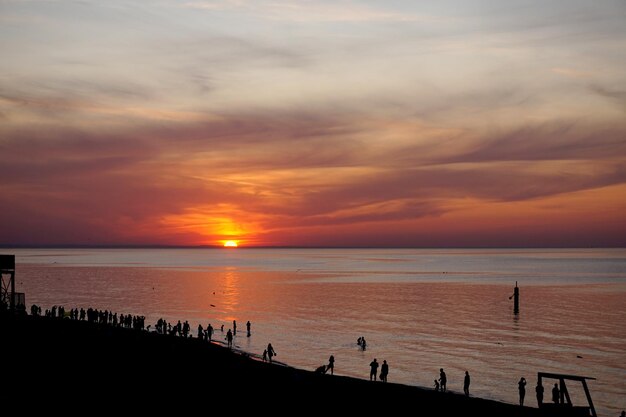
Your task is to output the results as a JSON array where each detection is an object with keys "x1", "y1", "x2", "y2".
[
  {"x1": 220, "y1": 324, "x2": 224, "y2": 332},
  {"x1": 267, "y1": 343, "x2": 276, "y2": 363},
  {"x1": 518, "y1": 377, "x2": 527, "y2": 406},
  {"x1": 327, "y1": 355, "x2": 335, "y2": 375},
  {"x1": 439, "y1": 368, "x2": 447, "y2": 392},
  {"x1": 369, "y1": 359, "x2": 379, "y2": 381},
  {"x1": 315, "y1": 365, "x2": 327, "y2": 374},
  {"x1": 536, "y1": 380, "x2": 544, "y2": 407},
  {"x1": 197, "y1": 324, "x2": 203, "y2": 339},
  {"x1": 380, "y1": 360, "x2": 388, "y2": 382},
  {"x1": 552, "y1": 383, "x2": 559, "y2": 404},
  {"x1": 233, "y1": 320, "x2": 237, "y2": 335},
  {"x1": 620, "y1": 411, "x2": 625, "y2": 417},
  {"x1": 357, "y1": 337, "x2": 362, "y2": 346},
  {"x1": 246, "y1": 320, "x2": 251, "y2": 337},
  {"x1": 361, "y1": 337, "x2": 367, "y2": 351},
  {"x1": 262, "y1": 349, "x2": 267, "y2": 362},
  {"x1": 434, "y1": 379, "x2": 440, "y2": 391},
  {"x1": 464, "y1": 371, "x2": 470, "y2": 396},
  {"x1": 226, "y1": 329, "x2": 233, "y2": 348},
  {"x1": 207, "y1": 324, "x2": 213, "y2": 341}
]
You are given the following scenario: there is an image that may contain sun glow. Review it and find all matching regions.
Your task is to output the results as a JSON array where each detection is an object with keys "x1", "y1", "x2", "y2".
[{"x1": 223, "y1": 240, "x2": 238, "y2": 247}]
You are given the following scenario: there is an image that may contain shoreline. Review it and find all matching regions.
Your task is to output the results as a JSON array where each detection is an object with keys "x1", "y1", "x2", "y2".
[{"x1": 3, "y1": 312, "x2": 546, "y2": 415}]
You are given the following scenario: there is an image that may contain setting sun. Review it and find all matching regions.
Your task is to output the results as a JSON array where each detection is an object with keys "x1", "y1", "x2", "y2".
[{"x1": 223, "y1": 240, "x2": 238, "y2": 248}]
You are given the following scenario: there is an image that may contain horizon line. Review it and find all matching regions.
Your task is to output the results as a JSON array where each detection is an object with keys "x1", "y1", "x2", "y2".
[{"x1": 0, "y1": 244, "x2": 623, "y2": 250}]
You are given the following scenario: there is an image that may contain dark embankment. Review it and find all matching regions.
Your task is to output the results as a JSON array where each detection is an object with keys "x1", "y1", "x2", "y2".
[{"x1": 3, "y1": 314, "x2": 544, "y2": 414}]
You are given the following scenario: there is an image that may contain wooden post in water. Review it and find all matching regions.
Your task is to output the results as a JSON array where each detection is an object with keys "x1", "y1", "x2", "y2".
[{"x1": 513, "y1": 281, "x2": 519, "y2": 314}]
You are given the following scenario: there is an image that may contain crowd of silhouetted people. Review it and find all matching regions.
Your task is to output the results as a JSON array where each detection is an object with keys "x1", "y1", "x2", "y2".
[
  {"x1": 13, "y1": 302, "x2": 615, "y2": 414},
  {"x1": 28, "y1": 303, "x2": 147, "y2": 330}
]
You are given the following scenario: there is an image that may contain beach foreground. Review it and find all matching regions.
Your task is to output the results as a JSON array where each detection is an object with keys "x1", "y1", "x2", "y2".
[{"x1": 2, "y1": 313, "x2": 549, "y2": 415}]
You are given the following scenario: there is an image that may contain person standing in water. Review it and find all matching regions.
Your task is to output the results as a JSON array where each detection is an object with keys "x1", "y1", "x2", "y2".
[
  {"x1": 246, "y1": 320, "x2": 251, "y2": 337},
  {"x1": 226, "y1": 329, "x2": 233, "y2": 349},
  {"x1": 233, "y1": 320, "x2": 237, "y2": 335}
]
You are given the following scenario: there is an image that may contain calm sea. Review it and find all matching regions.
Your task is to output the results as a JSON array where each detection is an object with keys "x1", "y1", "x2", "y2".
[{"x1": 8, "y1": 248, "x2": 626, "y2": 416}]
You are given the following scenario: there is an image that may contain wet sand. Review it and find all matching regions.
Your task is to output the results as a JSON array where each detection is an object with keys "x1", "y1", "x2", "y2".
[{"x1": 1, "y1": 313, "x2": 550, "y2": 415}]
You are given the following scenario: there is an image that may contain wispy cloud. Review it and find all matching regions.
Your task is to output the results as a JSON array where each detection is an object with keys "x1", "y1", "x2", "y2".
[{"x1": 183, "y1": 0, "x2": 430, "y2": 23}]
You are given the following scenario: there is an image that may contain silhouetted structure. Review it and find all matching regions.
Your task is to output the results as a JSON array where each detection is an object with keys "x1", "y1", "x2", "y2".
[
  {"x1": 464, "y1": 371, "x2": 471, "y2": 396},
  {"x1": 510, "y1": 281, "x2": 520, "y2": 314},
  {"x1": 539, "y1": 372, "x2": 597, "y2": 417},
  {"x1": 518, "y1": 377, "x2": 527, "y2": 406},
  {"x1": 0, "y1": 254, "x2": 23, "y2": 313},
  {"x1": 369, "y1": 359, "x2": 378, "y2": 381}
]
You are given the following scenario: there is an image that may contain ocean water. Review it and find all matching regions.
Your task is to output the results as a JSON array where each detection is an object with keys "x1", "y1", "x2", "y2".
[{"x1": 7, "y1": 248, "x2": 626, "y2": 416}]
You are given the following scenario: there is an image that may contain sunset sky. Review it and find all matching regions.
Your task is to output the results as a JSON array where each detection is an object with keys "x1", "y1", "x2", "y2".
[{"x1": 1, "y1": 0, "x2": 625, "y2": 247}]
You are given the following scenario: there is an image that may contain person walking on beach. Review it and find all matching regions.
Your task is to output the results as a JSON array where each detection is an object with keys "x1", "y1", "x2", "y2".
[
  {"x1": 197, "y1": 324, "x2": 203, "y2": 339},
  {"x1": 464, "y1": 371, "x2": 471, "y2": 396},
  {"x1": 246, "y1": 320, "x2": 251, "y2": 337},
  {"x1": 518, "y1": 377, "x2": 527, "y2": 406},
  {"x1": 439, "y1": 368, "x2": 447, "y2": 392},
  {"x1": 552, "y1": 383, "x2": 560, "y2": 404},
  {"x1": 369, "y1": 358, "x2": 379, "y2": 381},
  {"x1": 380, "y1": 360, "x2": 389, "y2": 383},
  {"x1": 267, "y1": 343, "x2": 276, "y2": 363},
  {"x1": 207, "y1": 324, "x2": 213, "y2": 341},
  {"x1": 327, "y1": 355, "x2": 335, "y2": 375},
  {"x1": 226, "y1": 329, "x2": 233, "y2": 349},
  {"x1": 262, "y1": 349, "x2": 267, "y2": 362},
  {"x1": 536, "y1": 380, "x2": 544, "y2": 407}
]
